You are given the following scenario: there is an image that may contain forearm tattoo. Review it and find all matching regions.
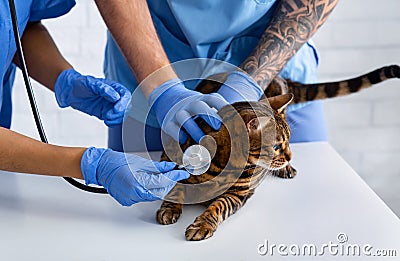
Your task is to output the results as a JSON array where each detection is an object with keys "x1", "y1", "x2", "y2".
[{"x1": 240, "y1": 0, "x2": 339, "y2": 89}]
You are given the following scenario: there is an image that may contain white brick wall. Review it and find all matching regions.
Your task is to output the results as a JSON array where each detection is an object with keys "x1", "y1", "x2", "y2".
[
  {"x1": 313, "y1": 0, "x2": 400, "y2": 216},
  {"x1": 9, "y1": 1, "x2": 400, "y2": 215}
]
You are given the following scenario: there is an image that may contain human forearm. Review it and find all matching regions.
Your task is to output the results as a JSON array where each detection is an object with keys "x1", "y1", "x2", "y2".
[
  {"x1": 240, "y1": 0, "x2": 338, "y2": 89},
  {"x1": 0, "y1": 127, "x2": 85, "y2": 179},
  {"x1": 14, "y1": 22, "x2": 72, "y2": 91},
  {"x1": 95, "y1": 0, "x2": 177, "y2": 97}
]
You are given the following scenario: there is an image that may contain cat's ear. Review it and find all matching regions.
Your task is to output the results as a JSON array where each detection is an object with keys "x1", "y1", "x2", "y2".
[
  {"x1": 247, "y1": 116, "x2": 272, "y2": 135},
  {"x1": 266, "y1": 93, "x2": 293, "y2": 114}
]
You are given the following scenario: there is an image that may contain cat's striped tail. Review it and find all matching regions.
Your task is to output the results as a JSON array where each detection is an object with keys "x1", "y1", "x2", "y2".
[{"x1": 290, "y1": 65, "x2": 400, "y2": 104}]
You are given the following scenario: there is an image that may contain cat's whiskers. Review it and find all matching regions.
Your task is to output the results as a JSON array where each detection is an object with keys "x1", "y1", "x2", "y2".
[
  {"x1": 286, "y1": 117, "x2": 300, "y2": 132},
  {"x1": 267, "y1": 161, "x2": 288, "y2": 171}
]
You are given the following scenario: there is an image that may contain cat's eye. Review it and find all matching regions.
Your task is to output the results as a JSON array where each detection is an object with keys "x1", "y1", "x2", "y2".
[{"x1": 273, "y1": 144, "x2": 282, "y2": 151}]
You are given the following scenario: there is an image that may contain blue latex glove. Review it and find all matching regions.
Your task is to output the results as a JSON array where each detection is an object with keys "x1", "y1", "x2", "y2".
[
  {"x1": 217, "y1": 71, "x2": 264, "y2": 104},
  {"x1": 81, "y1": 147, "x2": 190, "y2": 206},
  {"x1": 54, "y1": 69, "x2": 131, "y2": 127},
  {"x1": 148, "y1": 78, "x2": 228, "y2": 144}
]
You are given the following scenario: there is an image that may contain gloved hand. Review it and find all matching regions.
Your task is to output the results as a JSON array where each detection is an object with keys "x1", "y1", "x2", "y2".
[
  {"x1": 54, "y1": 69, "x2": 131, "y2": 127},
  {"x1": 217, "y1": 71, "x2": 264, "y2": 104},
  {"x1": 148, "y1": 78, "x2": 228, "y2": 144},
  {"x1": 81, "y1": 147, "x2": 190, "y2": 206}
]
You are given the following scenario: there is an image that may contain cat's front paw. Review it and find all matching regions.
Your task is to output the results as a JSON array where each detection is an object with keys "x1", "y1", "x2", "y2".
[
  {"x1": 156, "y1": 206, "x2": 182, "y2": 225},
  {"x1": 275, "y1": 164, "x2": 297, "y2": 179},
  {"x1": 185, "y1": 220, "x2": 215, "y2": 241}
]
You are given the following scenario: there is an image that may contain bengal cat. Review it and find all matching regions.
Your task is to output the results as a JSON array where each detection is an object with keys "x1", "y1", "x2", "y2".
[{"x1": 156, "y1": 65, "x2": 400, "y2": 241}]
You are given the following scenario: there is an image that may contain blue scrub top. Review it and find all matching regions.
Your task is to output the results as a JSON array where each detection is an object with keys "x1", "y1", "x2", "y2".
[
  {"x1": 0, "y1": 0, "x2": 75, "y2": 128},
  {"x1": 104, "y1": 0, "x2": 319, "y2": 128}
]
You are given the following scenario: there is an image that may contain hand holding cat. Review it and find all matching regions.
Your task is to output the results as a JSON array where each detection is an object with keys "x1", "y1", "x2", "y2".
[
  {"x1": 149, "y1": 78, "x2": 228, "y2": 144},
  {"x1": 217, "y1": 71, "x2": 264, "y2": 104},
  {"x1": 54, "y1": 69, "x2": 132, "y2": 127},
  {"x1": 80, "y1": 147, "x2": 190, "y2": 206}
]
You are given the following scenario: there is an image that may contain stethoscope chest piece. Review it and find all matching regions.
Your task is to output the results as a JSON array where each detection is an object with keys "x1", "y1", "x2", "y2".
[{"x1": 179, "y1": 144, "x2": 211, "y2": 175}]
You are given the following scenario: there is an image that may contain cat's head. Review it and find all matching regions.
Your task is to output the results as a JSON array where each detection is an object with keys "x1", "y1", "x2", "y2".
[
  {"x1": 263, "y1": 94, "x2": 293, "y2": 170},
  {"x1": 202, "y1": 94, "x2": 293, "y2": 172}
]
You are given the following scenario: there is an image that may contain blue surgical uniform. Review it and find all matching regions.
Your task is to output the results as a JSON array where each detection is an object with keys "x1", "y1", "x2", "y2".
[
  {"x1": 105, "y1": 0, "x2": 327, "y2": 152},
  {"x1": 0, "y1": 0, "x2": 75, "y2": 128}
]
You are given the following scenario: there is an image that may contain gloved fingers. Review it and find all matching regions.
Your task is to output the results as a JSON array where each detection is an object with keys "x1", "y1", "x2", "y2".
[
  {"x1": 125, "y1": 188, "x2": 158, "y2": 204},
  {"x1": 163, "y1": 121, "x2": 189, "y2": 144},
  {"x1": 98, "y1": 103, "x2": 115, "y2": 121},
  {"x1": 103, "y1": 80, "x2": 132, "y2": 107},
  {"x1": 132, "y1": 184, "x2": 160, "y2": 202},
  {"x1": 184, "y1": 100, "x2": 222, "y2": 130},
  {"x1": 114, "y1": 87, "x2": 132, "y2": 114},
  {"x1": 135, "y1": 170, "x2": 188, "y2": 190},
  {"x1": 217, "y1": 85, "x2": 245, "y2": 104},
  {"x1": 93, "y1": 81, "x2": 121, "y2": 103},
  {"x1": 104, "y1": 117, "x2": 123, "y2": 127},
  {"x1": 182, "y1": 117, "x2": 205, "y2": 143},
  {"x1": 218, "y1": 72, "x2": 264, "y2": 103},
  {"x1": 104, "y1": 106, "x2": 124, "y2": 121},
  {"x1": 178, "y1": 127, "x2": 189, "y2": 144},
  {"x1": 139, "y1": 190, "x2": 160, "y2": 202},
  {"x1": 134, "y1": 173, "x2": 163, "y2": 191},
  {"x1": 103, "y1": 91, "x2": 131, "y2": 124},
  {"x1": 162, "y1": 169, "x2": 190, "y2": 182},
  {"x1": 114, "y1": 194, "x2": 136, "y2": 207},
  {"x1": 124, "y1": 157, "x2": 175, "y2": 174},
  {"x1": 130, "y1": 170, "x2": 186, "y2": 203},
  {"x1": 202, "y1": 93, "x2": 229, "y2": 110},
  {"x1": 92, "y1": 84, "x2": 130, "y2": 126},
  {"x1": 115, "y1": 191, "x2": 153, "y2": 206},
  {"x1": 176, "y1": 110, "x2": 205, "y2": 143},
  {"x1": 151, "y1": 161, "x2": 177, "y2": 173},
  {"x1": 148, "y1": 184, "x2": 176, "y2": 200},
  {"x1": 103, "y1": 106, "x2": 126, "y2": 126},
  {"x1": 100, "y1": 96, "x2": 128, "y2": 126},
  {"x1": 125, "y1": 160, "x2": 160, "y2": 174},
  {"x1": 108, "y1": 170, "x2": 159, "y2": 205}
]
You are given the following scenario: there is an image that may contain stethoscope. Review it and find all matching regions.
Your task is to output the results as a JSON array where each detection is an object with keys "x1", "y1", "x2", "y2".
[{"x1": 7, "y1": 0, "x2": 211, "y2": 194}]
